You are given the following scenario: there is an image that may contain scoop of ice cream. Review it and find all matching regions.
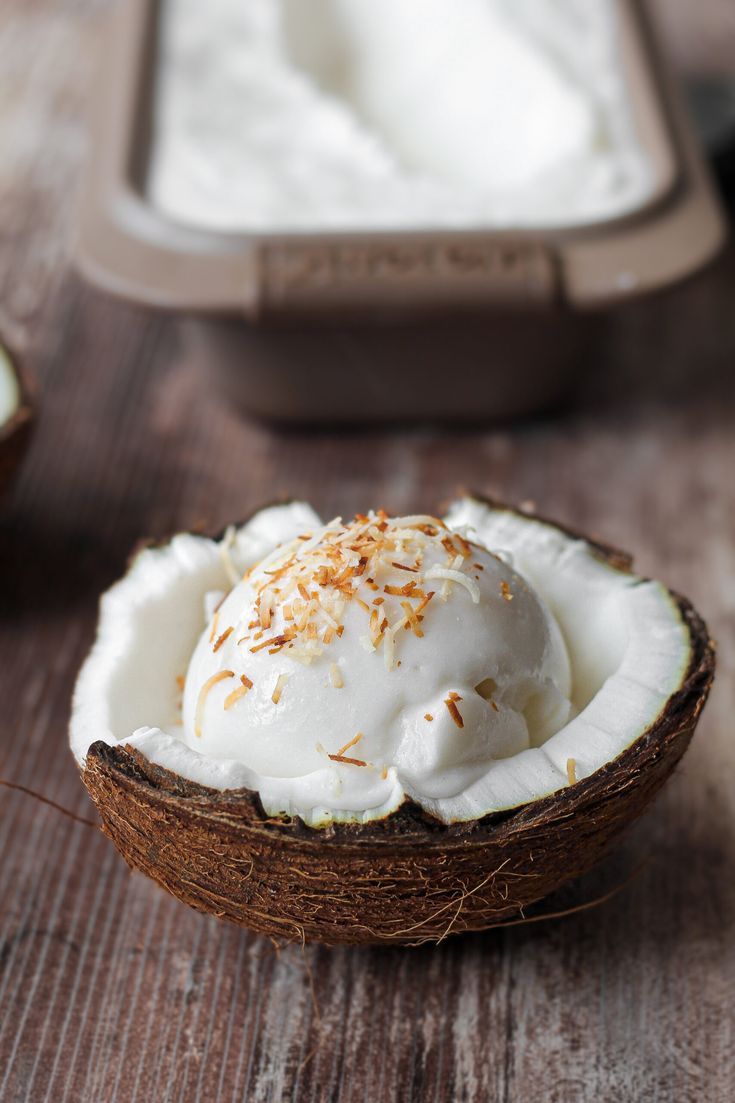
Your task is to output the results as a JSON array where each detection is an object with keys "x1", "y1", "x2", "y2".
[
  {"x1": 283, "y1": 0, "x2": 596, "y2": 190},
  {"x1": 182, "y1": 512, "x2": 572, "y2": 799}
]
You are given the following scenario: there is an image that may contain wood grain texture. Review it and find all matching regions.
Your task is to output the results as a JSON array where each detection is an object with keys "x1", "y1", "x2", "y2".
[{"x1": 1, "y1": 1, "x2": 734, "y2": 1100}]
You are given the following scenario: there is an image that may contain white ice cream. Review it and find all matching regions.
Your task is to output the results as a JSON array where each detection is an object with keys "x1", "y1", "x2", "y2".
[
  {"x1": 181, "y1": 514, "x2": 573, "y2": 800},
  {"x1": 148, "y1": 0, "x2": 651, "y2": 232}
]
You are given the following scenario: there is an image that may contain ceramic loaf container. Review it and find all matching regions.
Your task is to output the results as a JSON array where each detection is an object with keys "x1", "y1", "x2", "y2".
[{"x1": 76, "y1": 0, "x2": 726, "y2": 423}]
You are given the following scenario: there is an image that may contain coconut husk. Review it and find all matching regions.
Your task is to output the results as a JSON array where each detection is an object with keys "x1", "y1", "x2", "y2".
[{"x1": 80, "y1": 505, "x2": 715, "y2": 946}]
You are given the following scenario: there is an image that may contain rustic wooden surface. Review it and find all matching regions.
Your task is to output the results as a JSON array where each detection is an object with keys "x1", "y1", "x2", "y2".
[{"x1": 1, "y1": 2, "x2": 735, "y2": 1100}]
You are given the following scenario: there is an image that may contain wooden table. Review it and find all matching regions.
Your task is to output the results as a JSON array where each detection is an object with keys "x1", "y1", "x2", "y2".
[{"x1": 1, "y1": 3, "x2": 734, "y2": 1100}]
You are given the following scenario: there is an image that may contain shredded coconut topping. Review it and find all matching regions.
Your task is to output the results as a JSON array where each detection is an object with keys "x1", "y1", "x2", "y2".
[
  {"x1": 193, "y1": 511, "x2": 520, "y2": 722},
  {"x1": 195, "y1": 670, "x2": 234, "y2": 736},
  {"x1": 222, "y1": 511, "x2": 467, "y2": 690},
  {"x1": 425, "y1": 567, "x2": 481, "y2": 603}
]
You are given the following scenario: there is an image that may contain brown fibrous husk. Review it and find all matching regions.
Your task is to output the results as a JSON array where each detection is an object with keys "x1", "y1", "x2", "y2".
[{"x1": 80, "y1": 506, "x2": 715, "y2": 946}]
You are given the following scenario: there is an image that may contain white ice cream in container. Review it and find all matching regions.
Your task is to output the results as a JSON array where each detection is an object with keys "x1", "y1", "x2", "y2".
[{"x1": 148, "y1": 0, "x2": 653, "y2": 231}]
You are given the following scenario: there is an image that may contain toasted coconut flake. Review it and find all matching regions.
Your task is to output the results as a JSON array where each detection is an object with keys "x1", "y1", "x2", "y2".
[
  {"x1": 224, "y1": 675, "x2": 253, "y2": 710},
  {"x1": 401, "y1": 601, "x2": 424, "y2": 638},
  {"x1": 330, "y1": 663, "x2": 344, "y2": 688},
  {"x1": 271, "y1": 673, "x2": 289, "y2": 704},
  {"x1": 336, "y1": 733, "x2": 363, "y2": 756},
  {"x1": 372, "y1": 596, "x2": 385, "y2": 606},
  {"x1": 219, "y1": 526, "x2": 240, "y2": 587},
  {"x1": 332, "y1": 566, "x2": 355, "y2": 588},
  {"x1": 278, "y1": 577, "x2": 297, "y2": 599},
  {"x1": 288, "y1": 649, "x2": 314, "y2": 666},
  {"x1": 212, "y1": 626, "x2": 234, "y2": 653},
  {"x1": 384, "y1": 582, "x2": 417, "y2": 597},
  {"x1": 501, "y1": 580, "x2": 514, "y2": 602},
  {"x1": 391, "y1": 561, "x2": 419, "y2": 573},
  {"x1": 328, "y1": 754, "x2": 367, "y2": 767},
  {"x1": 195, "y1": 670, "x2": 235, "y2": 737},
  {"x1": 424, "y1": 713, "x2": 434, "y2": 722},
  {"x1": 223, "y1": 685, "x2": 247, "y2": 710},
  {"x1": 396, "y1": 513, "x2": 445, "y2": 528},
  {"x1": 445, "y1": 694, "x2": 465, "y2": 728},
  {"x1": 414, "y1": 591, "x2": 436, "y2": 616},
  {"x1": 425, "y1": 567, "x2": 480, "y2": 603},
  {"x1": 250, "y1": 634, "x2": 289, "y2": 654},
  {"x1": 175, "y1": 675, "x2": 185, "y2": 691},
  {"x1": 567, "y1": 758, "x2": 578, "y2": 785},
  {"x1": 316, "y1": 603, "x2": 339, "y2": 630},
  {"x1": 208, "y1": 610, "x2": 220, "y2": 644},
  {"x1": 453, "y1": 534, "x2": 472, "y2": 557}
]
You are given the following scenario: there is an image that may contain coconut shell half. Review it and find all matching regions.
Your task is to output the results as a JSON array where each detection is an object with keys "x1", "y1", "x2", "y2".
[
  {"x1": 0, "y1": 344, "x2": 34, "y2": 499},
  {"x1": 80, "y1": 511, "x2": 714, "y2": 947}
]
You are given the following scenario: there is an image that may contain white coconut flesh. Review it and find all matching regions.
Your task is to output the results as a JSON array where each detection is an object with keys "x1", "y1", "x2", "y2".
[
  {"x1": 0, "y1": 345, "x2": 21, "y2": 428},
  {"x1": 70, "y1": 499, "x2": 693, "y2": 827}
]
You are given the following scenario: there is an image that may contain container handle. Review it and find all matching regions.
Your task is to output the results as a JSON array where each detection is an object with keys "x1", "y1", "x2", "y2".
[{"x1": 250, "y1": 237, "x2": 559, "y2": 320}]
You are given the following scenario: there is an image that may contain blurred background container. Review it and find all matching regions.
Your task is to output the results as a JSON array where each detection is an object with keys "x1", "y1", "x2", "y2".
[{"x1": 76, "y1": 0, "x2": 727, "y2": 424}]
